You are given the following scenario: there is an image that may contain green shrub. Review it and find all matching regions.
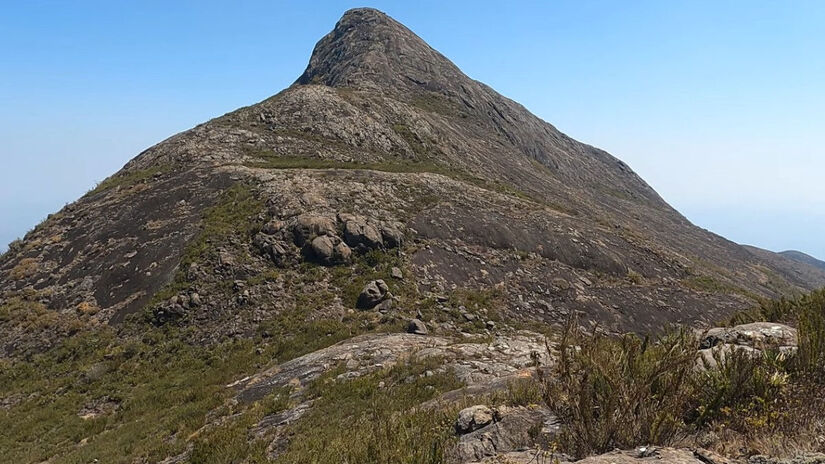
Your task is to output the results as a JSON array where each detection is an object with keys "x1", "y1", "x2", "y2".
[
  {"x1": 0, "y1": 326, "x2": 275, "y2": 463},
  {"x1": 691, "y1": 347, "x2": 788, "y2": 428},
  {"x1": 542, "y1": 323, "x2": 698, "y2": 456},
  {"x1": 542, "y1": 291, "x2": 825, "y2": 458},
  {"x1": 795, "y1": 290, "x2": 825, "y2": 374},
  {"x1": 492, "y1": 376, "x2": 544, "y2": 407}
]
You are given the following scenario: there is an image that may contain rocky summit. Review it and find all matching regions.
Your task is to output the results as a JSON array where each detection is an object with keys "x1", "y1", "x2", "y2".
[{"x1": 1, "y1": 8, "x2": 824, "y2": 464}]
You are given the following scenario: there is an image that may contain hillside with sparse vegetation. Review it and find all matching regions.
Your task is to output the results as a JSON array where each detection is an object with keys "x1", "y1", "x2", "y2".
[{"x1": 2, "y1": 8, "x2": 825, "y2": 464}]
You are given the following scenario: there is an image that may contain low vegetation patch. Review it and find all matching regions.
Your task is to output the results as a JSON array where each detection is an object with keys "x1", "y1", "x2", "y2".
[
  {"x1": 257, "y1": 308, "x2": 383, "y2": 365},
  {"x1": 416, "y1": 286, "x2": 505, "y2": 334},
  {"x1": 149, "y1": 182, "x2": 265, "y2": 306},
  {"x1": 0, "y1": 323, "x2": 285, "y2": 463},
  {"x1": 272, "y1": 357, "x2": 463, "y2": 463},
  {"x1": 543, "y1": 289, "x2": 825, "y2": 458},
  {"x1": 683, "y1": 274, "x2": 754, "y2": 298},
  {"x1": 245, "y1": 151, "x2": 557, "y2": 211},
  {"x1": 542, "y1": 324, "x2": 697, "y2": 455},
  {"x1": 89, "y1": 164, "x2": 172, "y2": 195},
  {"x1": 9, "y1": 257, "x2": 39, "y2": 279}
]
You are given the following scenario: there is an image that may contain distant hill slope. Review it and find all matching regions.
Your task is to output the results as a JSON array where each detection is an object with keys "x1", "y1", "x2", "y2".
[
  {"x1": 743, "y1": 245, "x2": 825, "y2": 292},
  {"x1": 780, "y1": 250, "x2": 825, "y2": 272}
]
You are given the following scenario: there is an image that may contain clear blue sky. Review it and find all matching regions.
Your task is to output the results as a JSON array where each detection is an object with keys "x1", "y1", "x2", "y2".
[{"x1": 1, "y1": 1, "x2": 823, "y2": 259}]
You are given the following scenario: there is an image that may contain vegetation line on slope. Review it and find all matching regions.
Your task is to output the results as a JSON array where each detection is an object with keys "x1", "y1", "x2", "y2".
[{"x1": 243, "y1": 152, "x2": 577, "y2": 215}]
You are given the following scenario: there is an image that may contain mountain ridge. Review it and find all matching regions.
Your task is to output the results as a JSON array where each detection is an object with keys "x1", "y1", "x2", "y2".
[{"x1": 1, "y1": 7, "x2": 824, "y2": 349}]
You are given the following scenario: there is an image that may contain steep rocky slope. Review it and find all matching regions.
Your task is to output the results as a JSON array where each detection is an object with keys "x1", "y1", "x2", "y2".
[
  {"x1": 2, "y1": 8, "x2": 823, "y2": 349},
  {"x1": 1, "y1": 8, "x2": 825, "y2": 463}
]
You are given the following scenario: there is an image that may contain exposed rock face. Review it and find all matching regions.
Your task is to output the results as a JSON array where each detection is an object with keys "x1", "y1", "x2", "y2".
[
  {"x1": 456, "y1": 406, "x2": 559, "y2": 463},
  {"x1": 235, "y1": 331, "x2": 551, "y2": 403},
  {"x1": 749, "y1": 454, "x2": 825, "y2": 464},
  {"x1": 470, "y1": 447, "x2": 734, "y2": 464},
  {"x1": 456, "y1": 405, "x2": 494, "y2": 434},
  {"x1": 697, "y1": 322, "x2": 798, "y2": 369},
  {"x1": 574, "y1": 448, "x2": 734, "y2": 464},
  {"x1": 699, "y1": 322, "x2": 798, "y2": 350}
]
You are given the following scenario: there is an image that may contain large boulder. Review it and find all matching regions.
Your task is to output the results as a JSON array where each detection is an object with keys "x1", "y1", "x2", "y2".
[
  {"x1": 407, "y1": 318, "x2": 428, "y2": 335},
  {"x1": 292, "y1": 214, "x2": 337, "y2": 245},
  {"x1": 343, "y1": 218, "x2": 384, "y2": 251},
  {"x1": 356, "y1": 279, "x2": 390, "y2": 309},
  {"x1": 380, "y1": 224, "x2": 404, "y2": 248},
  {"x1": 306, "y1": 235, "x2": 352, "y2": 265}
]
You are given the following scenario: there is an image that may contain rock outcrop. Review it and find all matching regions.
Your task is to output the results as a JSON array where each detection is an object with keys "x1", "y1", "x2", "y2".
[
  {"x1": 698, "y1": 322, "x2": 798, "y2": 368},
  {"x1": 456, "y1": 405, "x2": 558, "y2": 462}
]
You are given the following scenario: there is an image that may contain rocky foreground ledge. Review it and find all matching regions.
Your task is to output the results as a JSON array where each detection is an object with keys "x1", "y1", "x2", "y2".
[
  {"x1": 475, "y1": 447, "x2": 825, "y2": 464},
  {"x1": 199, "y1": 321, "x2": 807, "y2": 463}
]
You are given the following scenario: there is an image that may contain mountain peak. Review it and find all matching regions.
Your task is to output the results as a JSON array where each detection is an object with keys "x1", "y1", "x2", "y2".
[{"x1": 295, "y1": 8, "x2": 465, "y2": 93}]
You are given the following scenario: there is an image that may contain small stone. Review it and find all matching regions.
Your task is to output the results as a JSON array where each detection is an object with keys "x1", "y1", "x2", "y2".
[
  {"x1": 455, "y1": 405, "x2": 494, "y2": 434},
  {"x1": 375, "y1": 299, "x2": 393, "y2": 313},
  {"x1": 485, "y1": 320, "x2": 495, "y2": 330},
  {"x1": 390, "y1": 267, "x2": 403, "y2": 279},
  {"x1": 189, "y1": 293, "x2": 201, "y2": 307},
  {"x1": 261, "y1": 219, "x2": 285, "y2": 235},
  {"x1": 407, "y1": 318, "x2": 428, "y2": 335}
]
